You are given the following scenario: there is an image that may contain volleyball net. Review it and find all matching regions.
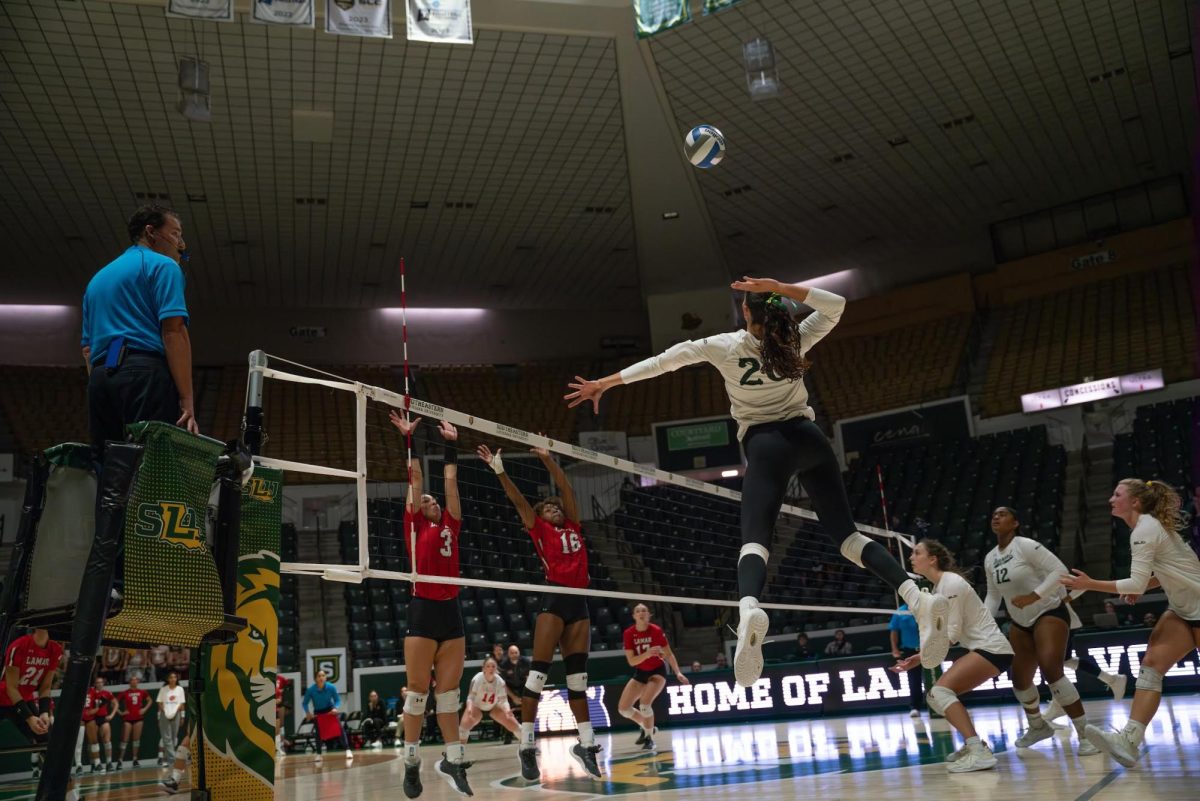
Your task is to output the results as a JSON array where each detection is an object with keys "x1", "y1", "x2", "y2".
[{"x1": 246, "y1": 350, "x2": 914, "y2": 653}]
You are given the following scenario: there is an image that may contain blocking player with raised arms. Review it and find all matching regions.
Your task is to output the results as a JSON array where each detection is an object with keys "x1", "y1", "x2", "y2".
[
  {"x1": 1062, "y1": 479, "x2": 1200, "y2": 766},
  {"x1": 458, "y1": 657, "x2": 521, "y2": 744},
  {"x1": 618, "y1": 603, "x2": 687, "y2": 752},
  {"x1": 390, "y1": 411, "x2": 474, "y2": 798},
  {"x1": 982, "y1": 507, "x2": 1097, "y2": 755},
  {"x1": 115, "y1": 674, "x2": 152, "y2": 769},
  {"x1": 0, "y1": 628, "x2": 63, "y2": 754},
  {"x1": 567, "y1": 276, "x2": 951, "y2": 689},
  {"x1": 893, "y1": 540, "x2": 1015, "y2": 773},
  {"x1": 477, "y1": 439, "x2": 602, "y2": 782}
]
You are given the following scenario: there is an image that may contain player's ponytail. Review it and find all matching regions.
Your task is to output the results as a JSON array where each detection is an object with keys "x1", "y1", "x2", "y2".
[
  {"x1": 744, "y1": 292, "x2": 810, "y2": 381},
  {"x1": 1120, "y1": 478, "x2": 1186, "y2": 535}
]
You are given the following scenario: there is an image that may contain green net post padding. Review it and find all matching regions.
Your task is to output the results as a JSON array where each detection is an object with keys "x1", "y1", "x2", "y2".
[
  {"x1": 103, "y1": 422, "x2": 227, "y2": 647},
  {"x1": 194, "y1": 466, "x2": 283, "y2": 799}
]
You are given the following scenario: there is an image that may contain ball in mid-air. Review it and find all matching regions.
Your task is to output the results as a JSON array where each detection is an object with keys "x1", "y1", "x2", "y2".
[{"x1": 685, "y1": 125, "x2": 725, "y2": 168}]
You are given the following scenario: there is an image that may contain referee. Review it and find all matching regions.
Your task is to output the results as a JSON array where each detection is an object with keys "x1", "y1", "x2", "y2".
[{"x1": 82, "y1": 205, "x2": 198, "y2": 462}]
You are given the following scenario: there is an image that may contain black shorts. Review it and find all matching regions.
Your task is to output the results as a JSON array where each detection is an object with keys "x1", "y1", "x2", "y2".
[
  {"x1": 407, "y1": 596, "x2": 464, "y2": 643},
  {"x1": 973, "y1": 649, "x2": 1015, "y2": 672},
  {"x1": 1010, "y1": 602, "x2": 1071, "y2": 634},
  {"x1": 0, "y1": 705, "x2": 47, "y2": 745},
  {"x1": 633, "y1": 663, "x2": 667, "y2": 684},
  {"x1": 539, "y1": 588, "x2": 589, "y2": 626}
]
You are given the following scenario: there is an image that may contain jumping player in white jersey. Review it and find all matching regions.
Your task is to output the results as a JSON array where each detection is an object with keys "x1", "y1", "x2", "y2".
[
  {"x1": 566, "y1": 277, "x2": 951, "y2": 689},
  {"x1": 458, "y1": 658, "x2": 521, "y2": 744},
  {"x1": 982, "y1": 507, "x2": 1097, "y2": 755},
  {"x1": 1062, "y1": 479, "x2": 1200, "y2": 766},
  {"x1": 892, "y1": 539, "x2": 1014, "y2": 774}
]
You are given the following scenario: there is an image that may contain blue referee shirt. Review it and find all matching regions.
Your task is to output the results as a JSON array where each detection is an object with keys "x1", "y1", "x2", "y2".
[
  {"x1": 302, "y1": 682, "x2": 341, "y2": 713},
  {"x1": 81, "y1": 245, "x2": 188, "y2": 363},
  {"x1": 889, "y1": 603, "x2": 920, "y2": 650}
]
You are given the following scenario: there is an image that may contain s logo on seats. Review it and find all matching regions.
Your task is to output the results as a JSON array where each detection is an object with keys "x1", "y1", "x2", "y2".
[{"x1": 134, "y1": 501, "x2": 207, "y2": 552}]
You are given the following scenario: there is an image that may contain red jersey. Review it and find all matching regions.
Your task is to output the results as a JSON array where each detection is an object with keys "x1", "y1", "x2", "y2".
[
  {"x1": 529, "y1": 518, "x2": 590, "y2": 589},
  {"x1": 0, "y1": 635, "x2": 62, "y2": 707},
  {"x1": 623, "y1": 624, "x2": 668, "y2": 672},
  {"x1": 276, "y1": 676, "x2": 290, "y2": 704},
  {"x1": 83, "y1": 688, "x2": 115, "y2": 722},
  {"x1": 403, "y1": 509, "x2": 462, "y2": 601},
  {"x1": 119, "y1": 688, "x2": 150, "y2": 721}
]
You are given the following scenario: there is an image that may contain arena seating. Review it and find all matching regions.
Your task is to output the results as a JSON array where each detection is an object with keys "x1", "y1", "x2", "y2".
[
  {"x1": 1111, "y1": 396, "x2": 1197, "y2": 576},
  {"x1": 599, "y1": 361, "x2": 729, "y2": 436},
  {"x1": 809, "y1": 313, "x2": 973, "y2": 424},
  {"x1": 980, "y1": 263, "x2": 1195, "y2": 417}
]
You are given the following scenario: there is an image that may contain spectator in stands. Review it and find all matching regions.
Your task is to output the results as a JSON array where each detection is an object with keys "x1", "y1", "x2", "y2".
[
  {"x1": 360, "y1": 690, "x2": 389, "y2": 749},
  {"x1": 82, "y1": 204, "x2": 197, "y2": 462},
  {"x1": 1142, "y1": 612, "x2": 1157, "y2": 627},
  {"x1": 491, "y1": 643, "x2": 505, "y2": 664},
  {"x1": 714, "y1": 653, "x2": 728, "y2": 670},
  {"x1": 689, "y1": 661, "x2": 703, "y2": 673},
  {"x1": 888, "y1": 606, "x2": 922, "y2": 717},
  {"x1": 793, "y1": 633, "x2": 813, "y2": 661},
  {"x1": 824, "y1": 629, "x2": 853, "y2": 657},
  {"x1": 498, "y1": 645, "x2": 529, "y2": 710}
]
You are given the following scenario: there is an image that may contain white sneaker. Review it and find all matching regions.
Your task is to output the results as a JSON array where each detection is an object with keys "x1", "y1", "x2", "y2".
[
  {"x1": 345, "y1": 749, "x2": 354, "y2": 760},
  {"x1": 1109, "y1": 674, "x2": 1128, "y2": 700},
  {"x1": 314, "y1": 753, "x2": 323, "y2": 765},
  {"x1": 1016, "y1": 721, "x2": 1056, "y2": 748},
  {"x1": 914, "y1": 593, "x2": 950, "y2": 669},
  {"x1": 909, "y1": 709, "x2": 921, "y2": 718},
  {"x1": 946, "y1": 745, "x2": 997, "y2": 773},
  {"x1": 1084, "y1": 724, "x2": 1140, "y2": 767},
  {"x1": 1077, "y1": 738, "x2": 1101, "y2": 756},
  {"x1": 733, "y1": 607, "x2": 769, "y2": 688},
  {"x1": 371, "y1": 741, "x2": 383, "y2": 750},
  {"x1": 945, "y1": 742, "x2": 974, "y2": 762}
]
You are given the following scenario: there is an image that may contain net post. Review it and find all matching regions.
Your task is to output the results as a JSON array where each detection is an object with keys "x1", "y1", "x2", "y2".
[
  {"x1": 356, "y1": 388, "x2": 369, "y2": 573},
  {"x1": 244, "y1": 350, "x2": 268, "y2": 457}
]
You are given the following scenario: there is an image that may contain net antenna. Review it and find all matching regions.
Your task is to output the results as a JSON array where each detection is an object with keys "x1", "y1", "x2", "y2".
[{"x1": 876, "y1": 463, "x2": 915, "y2": 600}]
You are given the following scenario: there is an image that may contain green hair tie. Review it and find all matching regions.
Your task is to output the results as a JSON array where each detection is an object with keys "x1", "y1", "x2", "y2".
[{"x1": 766, "y1": 293, "x2": 786, "y2": 309}]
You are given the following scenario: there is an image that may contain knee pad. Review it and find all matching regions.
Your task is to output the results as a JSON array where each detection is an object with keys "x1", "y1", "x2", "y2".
[
  {"x1": 618, "y1": 705, "x2": 638, "y2": 720},
  {"x1": 1012, "y1": 685, "x2": 1040, "y2": 707},
  {"x1": 435, "y1": 689, "x2": 460, "y2": 714},
  {"x1": 1048, "y1": 676, "x2": 1080, "y2": 707},
  {"x1": 564, "y1": 653, "x2": 589, "y2": 699},
  {"x1": 402, "y1": 691, "x2": 428, "y2": 717},
  {"x1": 738, "y1": 542, "x2": 770, "y2": 563},
  {"x1": 926, "y1": 685, "x2": 959, "y2": 716},
  {"x1": 838, "y1": 532, "x2": 872, "y2": 569},
  {"x1": 1136, "y1": 666, "x2": 1163, "y2": 693},
  {"x1": 523, "y1": 664, "x2": 549, "y2": 699}
]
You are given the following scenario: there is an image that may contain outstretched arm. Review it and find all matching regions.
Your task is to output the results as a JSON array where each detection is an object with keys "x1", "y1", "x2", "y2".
[
  {"x1": 477, "y1": 445, "x2": 536, "y2": 529},
  {"x1": 532, "y1": 439, "x2": 578, "y2": 522},
  {"x1": 437, "y1": 421, "x2": 461, "y2": 521},
  {"x1": 389, "y1": 411, "x2": 423, "y2": 513},
  {"x1": 566, "y1": 339, "x2": 717, "y2": 414}
]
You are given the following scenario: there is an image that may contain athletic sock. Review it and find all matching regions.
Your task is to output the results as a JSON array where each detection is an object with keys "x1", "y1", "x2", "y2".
[
  {"x1": 446, "y1": 742, "x2": 466, "y2": 764},
  {"x1": 577, "y1": 721, "x2": 595, "y2": 747},
  {"x1": 1071, "y1": 715, "x2": 1087, "y2": 739},
  {"x1": 520, "y1": 722, "x2": 535, "y2": 749},
  {"x1": 404, "y1": 742, "x2": 420, "y2": 766}
]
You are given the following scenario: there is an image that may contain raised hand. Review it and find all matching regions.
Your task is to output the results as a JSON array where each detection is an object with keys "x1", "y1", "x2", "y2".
[
  {"x1": 730, "y1": 275, "x2": 781, "y2": 294},
  {"x1": 388, "y1": 409, "x2": 422, "y2": 436},
  {"x1": 530, "y1": 432, "x2": 549, "y2": 458},
  {"x1": 438, "y1": 421, "x2": 458, "y2": 442},
  {"x1": 477, "y1": 444, "x2": 505, "y2": 474},
  {"x1": 565, "y1": 375, "x2": 605, "y2": 413}
]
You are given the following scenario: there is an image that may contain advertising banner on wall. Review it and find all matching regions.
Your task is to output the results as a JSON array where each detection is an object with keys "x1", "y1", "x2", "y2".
[{"x1": 837, "y1": 396, "x2": 972, "y2": 463}]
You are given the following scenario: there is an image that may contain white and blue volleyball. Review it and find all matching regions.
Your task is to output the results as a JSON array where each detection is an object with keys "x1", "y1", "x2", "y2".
[{"x1": 685, "y1": 125, "x2": 726, "y2": 168}]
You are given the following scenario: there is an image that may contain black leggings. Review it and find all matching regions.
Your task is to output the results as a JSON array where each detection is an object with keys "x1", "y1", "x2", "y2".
[{"x1": 740, "y1": 418, "x2": 910, "y2": 598}]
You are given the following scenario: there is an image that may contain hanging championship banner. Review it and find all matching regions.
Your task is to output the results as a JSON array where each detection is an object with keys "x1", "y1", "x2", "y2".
[
  {"x1": 406, "y1": 0, "x2": 473, "y2": 44},
  {"x1": 326, "y1": 0, "x2": 393, "y2": 38},
  {"x1": 167, "y1": 0, "x2": 234, "y2": 22},
  {"x1": 634, "y1": 0, "x2": 689, "y2": 39},
  {"x1": 252, "y1": 0, "x2": 315, "y2": 27},
  {"x1": 704, "y1": 0, "x2": 743, "y2": 13}
]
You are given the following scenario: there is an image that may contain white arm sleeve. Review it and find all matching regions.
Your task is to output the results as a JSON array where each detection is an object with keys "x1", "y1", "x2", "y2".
[
  {"x1": 945, "y1": 577, "x2": 965, "y2": 645},
  {"x1": 983, "y1": 565, "x2": 1002, "y2": 619},
  {"x1": 619, "y1": 338, "x2": 717, "y2": 384},
  {"x1": 1024, "y1": 539, "x2": 1070, "y2": 598},
  {"x1": 796, "y1": 288, "x2": 845, "y2": 353},
  {"x1": 1115, "y1": 518, "x2": 1158, "y2": 595}
]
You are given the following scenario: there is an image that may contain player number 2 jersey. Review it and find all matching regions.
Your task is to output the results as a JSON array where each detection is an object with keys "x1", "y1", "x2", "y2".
[
  {"x1": 529, "y1": 517, "x2": 590, "y2": 589},
  {"x1": 403, "y1": 510, "x2": 462, "y2": 601}
]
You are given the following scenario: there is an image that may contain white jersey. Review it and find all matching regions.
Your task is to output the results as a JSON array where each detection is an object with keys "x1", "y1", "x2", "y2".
[
  {"x1": 468, "y1": 672, "x2": 509, "y2": 712},
  {"x1": 619, "y1": 288, "x2": 845, "y2": 440},
  {"x1": 157, "y1": 685, "x2": 185, "y2": 720},
  {"x1": 983, "y1": 536, "x2": 1069, "y2": 629},
  {"x1": 1115, "y1": 515, "x2": 1200, "y2": 621},
  {"x1": 934, "y1": 572, "x2": 1013, "y2": 656}
]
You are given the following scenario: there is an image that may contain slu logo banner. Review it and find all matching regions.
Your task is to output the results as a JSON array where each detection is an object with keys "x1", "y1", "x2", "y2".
[
  {"x1": 244, "y1": 476, "x2": 280, "y2": 503},
  {"x1": 134, "y1": 501, "x2": 207, "y2": 552},
  {"x1": 307, "y1": 647, "x2": 348, "y2": 693}
]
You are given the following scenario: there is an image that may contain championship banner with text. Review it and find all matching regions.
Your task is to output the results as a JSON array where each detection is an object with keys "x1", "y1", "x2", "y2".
[
  {"x1": 703, "y1": 0, "x2": 743, "y2": 14},
  {"x1": 326, "y1": 0, "x2": 393, "y2": 38},
  {"x1": 196, "y1": 467, "x2": 283, "y2": 800},
  {"x1": 406, "y1": 0, "x2": 473, "y2": 44},
  {"x1": 634, "y1": 0, "x2": 689, "y2": 39},
  {"x1": 167, "y1": 0, "x2": 234, "y2": 21},
  {"x1": 252, "y1": 0, "x2": 315, "y2": 27}
]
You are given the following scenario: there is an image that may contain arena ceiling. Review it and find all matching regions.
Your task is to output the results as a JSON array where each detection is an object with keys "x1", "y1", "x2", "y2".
[{"x1": 0, "y1": 0, "x2": 1192, "y2": 312}]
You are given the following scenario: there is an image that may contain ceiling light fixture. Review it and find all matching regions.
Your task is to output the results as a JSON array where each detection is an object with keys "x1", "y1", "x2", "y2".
[
  {"x1": 380, "y1": 308, "x2": 488, "y2": 320},
  {"x1": 662, "y1": 212, "x2": 679, "y2": 220}
]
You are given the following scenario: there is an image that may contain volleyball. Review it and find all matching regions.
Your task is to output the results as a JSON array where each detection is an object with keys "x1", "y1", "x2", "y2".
[{"x1": 684, "y1": 124, "x2": 726, "y2": 168}]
